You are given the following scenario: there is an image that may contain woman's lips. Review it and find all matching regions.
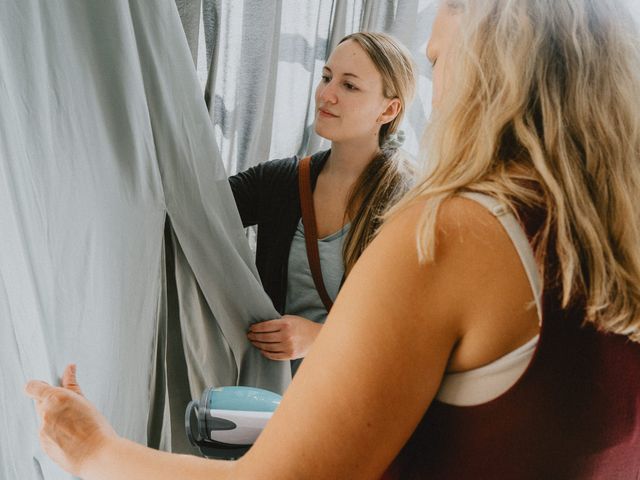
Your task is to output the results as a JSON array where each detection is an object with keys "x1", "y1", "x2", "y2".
[{"x1": 318, "y1": 109, "x2": 338, "y2": 118}]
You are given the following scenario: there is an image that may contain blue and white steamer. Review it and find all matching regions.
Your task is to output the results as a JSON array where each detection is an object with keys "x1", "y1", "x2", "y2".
[{"x1": 186, "y1": 386, "x2": 282, "y2": 459}]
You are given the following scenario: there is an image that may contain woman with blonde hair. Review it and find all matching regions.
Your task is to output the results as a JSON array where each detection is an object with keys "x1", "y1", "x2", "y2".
[{"x1": 26, "y1": 1, "x2": 640, "y2": 478}]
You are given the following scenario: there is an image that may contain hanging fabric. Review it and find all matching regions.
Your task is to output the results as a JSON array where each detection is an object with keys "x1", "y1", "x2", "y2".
[{"x1": 0, "y1": 1, "x2": 290, "y2": 479}]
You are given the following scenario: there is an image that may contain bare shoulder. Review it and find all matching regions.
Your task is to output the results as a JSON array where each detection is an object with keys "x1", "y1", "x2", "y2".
[
  {"x1": 339, "y1": 195, "x2": 509, "y2": 340},
  {"x1": 377, "y1": 195, "x2": 504, "y2": 246},
  {"x1": 366, "y1": 195, "x2": 539, "y2": 371},
  {"x1": 436, "y1": 195, "x2": 503, "y2": 231},
  {"x1": 434, "y1": 196, "x2": 519, "y2": 271},
  {"x1": 367, "y1": 195, "x2": 509, "y2": 283}
]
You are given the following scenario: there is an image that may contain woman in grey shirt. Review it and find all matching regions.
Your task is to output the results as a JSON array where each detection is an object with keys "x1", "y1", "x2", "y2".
[{"x1": 228, "y1": 32, "x2": 417, "y2": 370}]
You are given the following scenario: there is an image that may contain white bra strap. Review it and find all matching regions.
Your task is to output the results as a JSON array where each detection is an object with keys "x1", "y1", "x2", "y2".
[{"x1": 460, "y1": 192, "x2": 543, "y2": 325}]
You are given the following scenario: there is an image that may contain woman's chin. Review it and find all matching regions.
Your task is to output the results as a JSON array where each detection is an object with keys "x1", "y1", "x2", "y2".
[{"x1": 313, "y1": 124, "x2": 335, "y2": 142}]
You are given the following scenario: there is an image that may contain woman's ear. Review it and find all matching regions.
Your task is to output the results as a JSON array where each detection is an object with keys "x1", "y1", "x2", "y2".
[{"x1": 377, "y1": 98, "x2": 402, "y2": 125}]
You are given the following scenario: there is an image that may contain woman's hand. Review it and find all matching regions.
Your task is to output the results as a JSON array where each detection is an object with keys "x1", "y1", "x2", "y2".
[
  {"x1": 24, "y1": 364, "x2": 118, "y2": 477},
  {"x1": 247, "y1": 315, "x2": 322, "y2": 360}
]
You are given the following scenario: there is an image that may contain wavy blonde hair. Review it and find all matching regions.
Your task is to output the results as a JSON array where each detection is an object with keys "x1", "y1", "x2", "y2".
[{"x1": 391, "y1": 0, "x2": 640, "y2": 340}]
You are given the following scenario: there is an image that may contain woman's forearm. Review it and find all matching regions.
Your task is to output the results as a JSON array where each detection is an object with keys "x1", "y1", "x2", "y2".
[{"x1": 81, "y1": 436, "x2": 236, "y2": 480}]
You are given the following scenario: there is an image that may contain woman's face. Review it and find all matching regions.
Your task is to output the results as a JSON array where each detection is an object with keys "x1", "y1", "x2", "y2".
[
  {"x1": 314, "y1": 40, "x2": 399, "y2": 144},
  {"x1": 427, "y1": 1, "x2": 463, "y2": 107}
]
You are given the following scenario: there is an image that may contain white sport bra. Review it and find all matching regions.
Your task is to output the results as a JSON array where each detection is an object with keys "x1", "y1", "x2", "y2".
[{"x1": 436, "y1": 193, "x2": 542, "y2": 407}]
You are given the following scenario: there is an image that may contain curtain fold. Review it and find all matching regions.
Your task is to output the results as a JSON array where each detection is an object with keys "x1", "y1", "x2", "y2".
[
  {"x1": 175, "y1": 0, "x2": 203, "y2": 64},
  {"x1": 1, "y1": 2, "x2": 290, "y2": 478}
]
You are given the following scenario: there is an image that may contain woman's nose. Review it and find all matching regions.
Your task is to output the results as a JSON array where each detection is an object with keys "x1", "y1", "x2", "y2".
[{"x1": 318, "y1": 81, "x2": 338, "y2": 104}]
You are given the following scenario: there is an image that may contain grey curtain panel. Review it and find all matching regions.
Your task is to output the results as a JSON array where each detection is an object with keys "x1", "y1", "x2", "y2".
[
  {"x1": 1, "y1": 1, "x2": 290, "y2": 479},
  {"x1": 175, "y1": 0, "x2": 439, "y2": 175}
]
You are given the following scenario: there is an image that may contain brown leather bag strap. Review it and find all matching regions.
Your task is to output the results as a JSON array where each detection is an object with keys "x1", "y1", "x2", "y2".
[{"x1": 298, "y1": 156, "x2": 334, "y2": 312}]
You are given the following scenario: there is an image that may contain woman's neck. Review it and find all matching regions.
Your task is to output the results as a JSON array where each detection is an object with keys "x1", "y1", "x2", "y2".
[{"x1": 324, "y1": 138, "x2": 380, "y2": 181}]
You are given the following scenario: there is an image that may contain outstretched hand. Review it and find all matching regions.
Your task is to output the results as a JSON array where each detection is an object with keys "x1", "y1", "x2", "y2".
[
  {"x1": 24, "y1": 365, "x2": 117, "y2": 477},
  {"x1": 248, "y1": 315, "x2": 322, "y2": 360}
]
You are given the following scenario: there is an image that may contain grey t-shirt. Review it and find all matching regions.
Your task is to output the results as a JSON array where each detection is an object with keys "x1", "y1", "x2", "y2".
[{"x1": 285, "y1": 219, "x2": 350, "y2": 373}]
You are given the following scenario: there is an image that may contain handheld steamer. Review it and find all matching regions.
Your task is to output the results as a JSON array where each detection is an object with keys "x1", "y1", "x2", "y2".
[{"x1": 185, "y1": 386, "x2": 281, "y2": 459}]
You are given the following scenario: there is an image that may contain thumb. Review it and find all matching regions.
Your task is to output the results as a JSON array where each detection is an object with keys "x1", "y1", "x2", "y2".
[{"x1": 61, "y1": 364, "x2": 84, "y2": 396}]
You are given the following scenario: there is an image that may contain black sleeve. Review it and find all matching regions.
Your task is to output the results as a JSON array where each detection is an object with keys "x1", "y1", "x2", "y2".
[
  {"x1": 228, "y1": 156, "x2": 298, "y2": 228},
  {"x1": 228, "y1": 162, "x2": 266, "y2": 227}
]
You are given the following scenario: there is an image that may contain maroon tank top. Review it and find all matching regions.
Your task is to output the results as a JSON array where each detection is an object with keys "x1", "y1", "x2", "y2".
[{"x1": 382, "y1": 209, "x2": 640, "y2": 480}]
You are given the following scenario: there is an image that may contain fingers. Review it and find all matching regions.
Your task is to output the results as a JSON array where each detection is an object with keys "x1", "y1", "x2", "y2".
[
  {"x1": 250, "y1": 340, "x2": 284, "y2": 353},
  {"x1": 260, "y1": 350, "x2": 291, "y2": 361},
  {"x1": 25, "y1": 381, "x2": 68, "y2": 425},
  {"x1": 25, "y1": 364, "x2": 84, "y2": 401},
  {"x1": 247, "y1": 336, "x2": 293, "y2": 359},
  {"x1": 249, "y1": 319, "x2": 283, "y2": 333},
  {"x1": 62, "y1": 364, "x2": 84, "y2": 396},
  {"x1": 24, "y1": 381, "x2": 55, "y2": 401},
  {"x1": 248, "y1": 329, "x2": 290, "y2": 353},
  {"x1": 247, "y1": 330, "x2": 282, "y2": 343},
  {"x1": 249, "y1": 339, "x2": 295, "y2": 360},
  {"x1": 248, "y1": 319, "x2": 297, "y2": 360}
]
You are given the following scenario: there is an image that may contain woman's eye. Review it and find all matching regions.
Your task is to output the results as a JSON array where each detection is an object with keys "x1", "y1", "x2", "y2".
[
  {"x1": 321, "y1": 75, "x2": 331, "y2": 83},
  {"x1": 344, "y1": 82, "x2": 357, "y2": 91}
]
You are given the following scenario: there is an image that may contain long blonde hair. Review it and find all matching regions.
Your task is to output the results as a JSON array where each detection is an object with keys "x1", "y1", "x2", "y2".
[
  {"x1": 338, "y1": 32, "x2": 417, "y2": 276},
  {"x1": 392, "y1": 0, "x2": 640, "y2": 340}
]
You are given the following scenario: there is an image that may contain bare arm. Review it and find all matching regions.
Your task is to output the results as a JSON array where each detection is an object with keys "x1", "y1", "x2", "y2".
[
  {"x1": 27, "y1": 198, "x2": 537, "y2": 479},
  {"x1": 236, "y1": 201, "x2": 465, "y2": 479}
]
